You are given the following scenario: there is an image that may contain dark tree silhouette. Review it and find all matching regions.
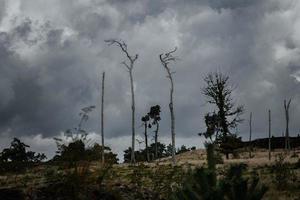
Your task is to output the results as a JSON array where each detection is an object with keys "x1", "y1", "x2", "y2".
[
  {"x1": 86, "y1": 143, "x2": 118, "y2": 164},
  {"x1": 141, "y1": 114, "x2": 150, "y2": 162},
  {"x1": 52, "y1": 141, "x2": 118, "y2": 164},
  {"x1": 148, "y1": 105, "x2": 161, "y2": 159},
  {"x1": 199, "y1": 112, "x2": 221, "y2": 142},
  {"x1": 159, "y1": 47, "x2": 178, "y2": 165},
  {"x1": 105, "y1": 39, "x2": 138, "y2": 163},
  {"x1": 0, "y1": 138, "x2": 46, "y2": 163},
  {"x1": 202, "y1": 72, "x2": 244, "y2": 159},
  {"x1": 176, "y1": 145, "x2": 191, "y2": 155},
  {"x1": 123, "y1": 142, "x2": 167, "y2": 163}
]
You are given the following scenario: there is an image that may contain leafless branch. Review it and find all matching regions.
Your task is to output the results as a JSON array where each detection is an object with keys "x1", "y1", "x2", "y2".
[{"x1": 105, "y1": 39, "x2": 138, "y2": 68}]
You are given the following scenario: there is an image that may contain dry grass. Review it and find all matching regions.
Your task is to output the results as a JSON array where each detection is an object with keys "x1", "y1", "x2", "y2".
[
  {"x1": 1, "y1": 148, "x2": 300, "y2": 199},
  {"x1": 151, "y1": 148, "x2": 300, "y2": 167}
]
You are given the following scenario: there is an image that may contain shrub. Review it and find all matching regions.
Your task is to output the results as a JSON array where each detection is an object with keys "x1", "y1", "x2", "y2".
[{"x1": 271, "y1": 154, "x2": 296, "y2": 189}]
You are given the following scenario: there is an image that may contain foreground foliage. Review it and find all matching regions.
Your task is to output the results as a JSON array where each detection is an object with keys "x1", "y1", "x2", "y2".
[{"x1": 171, "y1": 143, "x2": 268, "y2": 200}]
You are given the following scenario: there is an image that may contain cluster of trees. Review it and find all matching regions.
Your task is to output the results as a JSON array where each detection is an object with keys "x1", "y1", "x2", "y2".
[
  {"x1": 0, "y1": 138, "x2": 46, "y2": 163},
  {"x1": 123, "y1": 143, "x2": 195, "y2": 163},
  {"x1": 51, "y1": 105, "x2": 118, "y2": 165},
  {"x1": 52, "y1": 140, "x2": 118, "y2": 164},
  {"x1": 141, "y1": 105, "x2": 161, "y2": 162},
  {"x1": 0, "y1": 138, "x2": 46, "y2": 173}
]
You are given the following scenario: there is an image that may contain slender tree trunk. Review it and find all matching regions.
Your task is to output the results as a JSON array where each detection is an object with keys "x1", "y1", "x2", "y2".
[
  {"x1": 155, "y1": 123, "x2": 159, "y2": 159},
  {"x1": 284, "y1": 99, "x2": 291, "y2": 153},
  {"x1": 285, "y1": 105, "x2": 289, "y2": 151},
  {"x1": 101, "y1": 72, "x2": 105, "y2": 164},
  {"x1": 268, "y1": 110, "x2": 271, "y2": 161},
  {"x1": 169, "y1": 78, "x2": 176, "y2": 165},
  {"x1": 129, "y1": 69, "x2": 136, "y2": 163},
  {"x1": 159, "y1": 48, "x2": 177, "y2": 166},
  {"x1": 249, "y1": 112, "x2": 252, "y2": 158},
  {"x1": 144, "y1": 121, "x2": 149, "y2": 162},
  {"x1": 105, "y1": 39, "x2": 138, "y2": 164}
]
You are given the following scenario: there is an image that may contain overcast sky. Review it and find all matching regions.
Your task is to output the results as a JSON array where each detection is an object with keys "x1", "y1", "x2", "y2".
[{"x1": 0, "y1": 0, "x2": 300, "y2": 160}]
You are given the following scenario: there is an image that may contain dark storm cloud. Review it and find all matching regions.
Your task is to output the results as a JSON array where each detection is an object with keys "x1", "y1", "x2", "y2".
[{"x1": 0, "y1": 0, "x2": 300, "y2": 157}]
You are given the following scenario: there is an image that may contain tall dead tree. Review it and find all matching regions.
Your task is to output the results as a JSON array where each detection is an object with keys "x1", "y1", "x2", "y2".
[
  {"x1": 249, "y1": 112, "x2": 252, "y2": 158},
  {"x1": 105, "y1": 39, "x2": 138, "y2": 163},
  {"x1": 284, "y1": 99, "x2": 291, "y2": 152},
  {"x1": 268, "y1": 110, "x2": 271, "y2": 161},
  {"x1": 159, "y1": 47, "x2": 178, "y2": 165},
  {"x1": 101, "y1": 72, "x2": 105, "y2": 164}
]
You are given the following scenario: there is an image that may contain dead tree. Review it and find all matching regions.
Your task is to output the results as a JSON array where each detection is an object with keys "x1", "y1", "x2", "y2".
[
  {"x1": 249, "y1": 112, "x2": 252, "y2": 158},
  {"x1": 268, "y1": 110, "x2": 271, "y2": 161},
  {"x1": 159, "y1": 47, "x2": 178, "y2": 165},
  {"x1": 105, "y1": 39, "x2": 138, "y2": 163},
  {"x1": 284, "y1": 99, "x2": 292, "y2": 153},
  {"x1": 101, "y1": 72, "x2": 105, "y2": 164}
]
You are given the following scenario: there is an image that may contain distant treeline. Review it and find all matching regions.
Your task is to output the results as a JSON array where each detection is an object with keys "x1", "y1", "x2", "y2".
[{"x1": 242, "y1": 136, "x2": 300, "y2": 149}]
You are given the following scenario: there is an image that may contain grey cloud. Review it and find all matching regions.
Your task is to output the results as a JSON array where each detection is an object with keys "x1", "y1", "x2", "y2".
[
  {"x1": 0, "y1": 1, "x2": 5, "y2": 22},
  {"x1": 208, "y1": 0, "x2": 261, "y2": 10}
]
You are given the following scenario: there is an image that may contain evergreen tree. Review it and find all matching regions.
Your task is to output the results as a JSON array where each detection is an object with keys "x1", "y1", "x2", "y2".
[
  {"x1": 148, "y1": 105, "x2": 161, "y2": 159},
  {"x1": 202, "y1": 72, "x2": 244, "y2": 159}
]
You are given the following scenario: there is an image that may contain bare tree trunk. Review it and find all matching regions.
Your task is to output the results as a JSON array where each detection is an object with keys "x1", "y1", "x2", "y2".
[
  {"x1": 144, "y1": 121, "x2": 149, "y2": 162},
  {"x1": 159, "y1": 47, "x2": 178, "y2": 166},
  {"x1": 129, "y1": 69, "x2": 136, "y2": 163},
  {"x1": 268, "y1": 110, "x2": 271, "y2": 161},
  {"x1": 101, "y1": 72, "x2": 105, "y2": 164},
  {"x1": 169, "y1": 77, "x2": 176, "y2": 165},
  {"x1": 284, "y1": 99, "x2": 291, "y2": 153},
  {"x1": 105, "y1": 39, "x2": 138, "y2": 164},
  {"x1": 249, "y1": 112, "x2": 252, "y2": 158},
  {"x1": 155, "y1": 122, "x2": 159, "y2": 159}
]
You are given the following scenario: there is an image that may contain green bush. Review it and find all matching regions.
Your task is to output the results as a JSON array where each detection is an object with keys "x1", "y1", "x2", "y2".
[{"x1": 271, "y1": 154, "x2": 297, "y2": 189}]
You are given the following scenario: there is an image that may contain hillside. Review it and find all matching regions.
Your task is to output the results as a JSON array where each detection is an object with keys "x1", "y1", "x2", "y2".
[{"x1": 1, "y1": 148, "x2": 300, "y2": 199}]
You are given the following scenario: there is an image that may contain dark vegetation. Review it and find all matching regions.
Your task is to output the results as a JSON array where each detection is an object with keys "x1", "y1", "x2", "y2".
[
  {"x1": 242, "y1": 136, "x2": 300, "y2": 149},
  {"x1": 0, "y1": 138, "x2": 46, "y2": 174},
  {"x1": 200, "y1": 72, "x2": 244, "y2": 159},
  {"x1": 123, "y1": 143, "x2": 196, "y2": 163},
  {"x1": 172, "y1": 144, "x2": 268, "y2": 200}
]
